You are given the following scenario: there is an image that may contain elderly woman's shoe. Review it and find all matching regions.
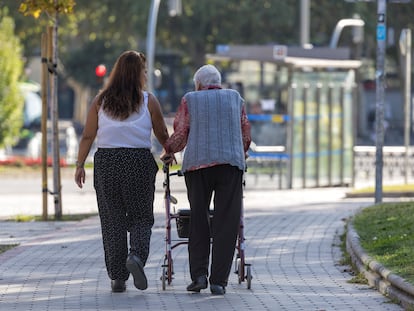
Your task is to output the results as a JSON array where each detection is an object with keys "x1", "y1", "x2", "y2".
[
  {"x1": 111, "y1": 279, "x2": 126, "y2": 292},
  {"x1": 210, "y1": 284, "x2": 226, "y2": 295},
  {"x1": 186, "y1": 275, "x2": 208, "y2": 292}
]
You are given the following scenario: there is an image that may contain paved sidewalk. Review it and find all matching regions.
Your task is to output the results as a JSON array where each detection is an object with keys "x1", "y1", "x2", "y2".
[{"x1": 0, "y1": 171, "x2": 404, "y2": 310}]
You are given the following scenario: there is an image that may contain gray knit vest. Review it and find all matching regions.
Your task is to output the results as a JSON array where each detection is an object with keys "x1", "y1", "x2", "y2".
[{"x1": 182, "y1": 88, "x2": 245, "y2": 172}]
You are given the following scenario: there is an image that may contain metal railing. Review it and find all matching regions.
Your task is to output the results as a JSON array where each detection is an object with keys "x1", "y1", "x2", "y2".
[{"x1": 353, "y1": 146, "x2": 414, "y2": 185}]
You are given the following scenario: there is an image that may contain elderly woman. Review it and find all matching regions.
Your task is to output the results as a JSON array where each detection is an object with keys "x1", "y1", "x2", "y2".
[
  {"x1": 163, "y1": 64, "x2": 251, "y2": 295},
  {"x1": 75, "y1": 50, "x2": 170, "y2": 293}
]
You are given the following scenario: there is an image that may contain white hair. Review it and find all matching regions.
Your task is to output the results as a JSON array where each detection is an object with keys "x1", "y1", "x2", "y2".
[{"x1": 193, "y1": 64, "x2": 221, "y2": 87}]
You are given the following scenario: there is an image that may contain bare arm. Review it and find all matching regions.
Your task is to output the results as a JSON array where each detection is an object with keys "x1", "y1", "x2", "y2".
[
  {"x1": 148, "y1": 92, "x2": 169, "y2": 147},
  {"x1": 74, "y1": 97, "x2": 99, "y2": 188}
]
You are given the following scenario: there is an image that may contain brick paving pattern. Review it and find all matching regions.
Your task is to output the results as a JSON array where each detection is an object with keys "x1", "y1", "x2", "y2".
[{"x1": 0, "y1": 171, "x2": 404, "y2": 310}]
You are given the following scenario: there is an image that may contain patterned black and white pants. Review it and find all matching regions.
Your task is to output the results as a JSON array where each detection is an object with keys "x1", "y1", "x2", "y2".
[{"x1": 94, "y1": 148, "x2": 158, "y2": 281}]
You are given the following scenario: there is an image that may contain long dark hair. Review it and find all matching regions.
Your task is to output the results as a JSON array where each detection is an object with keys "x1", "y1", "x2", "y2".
[{"x1": 97, "y1": 50, "x2": 146, "y2": 120}]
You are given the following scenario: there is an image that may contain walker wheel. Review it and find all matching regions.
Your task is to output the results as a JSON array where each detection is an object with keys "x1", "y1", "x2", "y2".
[
  {"x1": 161, "y1": 267, "x2": 166, "y2": 290},
  {"x1": 234, "y1": 255, "x2": 240, "y2": 274},
  {"x1": 246, "y1": 264, "x2": 252, "y2": 289},
  {"x1": 237, "y1": 259, "x2": 242, "y2": 284}
]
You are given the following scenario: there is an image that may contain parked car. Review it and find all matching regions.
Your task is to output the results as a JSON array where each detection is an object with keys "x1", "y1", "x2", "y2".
[{"x1": 7, "y1": 82, "x2": 78, "y2": 165}]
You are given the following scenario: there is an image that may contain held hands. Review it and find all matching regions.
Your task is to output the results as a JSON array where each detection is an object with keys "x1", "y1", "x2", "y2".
[{"x1": 160, "y1": 150, "x2": 176, "y2": 165}]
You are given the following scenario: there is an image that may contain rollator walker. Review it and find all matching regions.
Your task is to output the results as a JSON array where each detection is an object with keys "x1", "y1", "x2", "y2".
[{"x1": 160, "y1": 163, "x2": 252, "y2": 290}]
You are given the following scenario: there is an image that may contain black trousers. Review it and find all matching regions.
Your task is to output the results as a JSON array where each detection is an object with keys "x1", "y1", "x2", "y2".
[{"x1": 184, "y1": 164, "x2": 243, "y2": 287}]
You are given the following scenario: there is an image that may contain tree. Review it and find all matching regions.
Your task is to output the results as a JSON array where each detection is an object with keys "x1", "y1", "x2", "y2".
[
  {"x1": 19, "y1": 0, "x2": 76, "y2": 220},
  {"x1": 0, "y1": 9, "x2": 24, "y2": 148}
]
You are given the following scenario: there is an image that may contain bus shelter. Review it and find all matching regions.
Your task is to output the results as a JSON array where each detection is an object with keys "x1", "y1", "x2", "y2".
[{"x1": 207, "y1": 45, "x2": 361, "y2": 189}]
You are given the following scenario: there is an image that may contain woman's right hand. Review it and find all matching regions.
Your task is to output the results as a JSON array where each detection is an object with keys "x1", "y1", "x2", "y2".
[{"x1": 75, "y1": 167, "x2": 85, "y2": 188}]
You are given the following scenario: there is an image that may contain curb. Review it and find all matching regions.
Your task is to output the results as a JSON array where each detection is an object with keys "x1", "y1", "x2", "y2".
[
  {"x1": 346, "y1": 223, "x2": 414, "y2": 309},
  {"x1": 345, "y1": 192, "x2": 414, "y2": 198}
]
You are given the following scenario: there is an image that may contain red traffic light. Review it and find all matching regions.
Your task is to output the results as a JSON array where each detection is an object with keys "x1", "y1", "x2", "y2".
[{"x1": 95, "y1": 64, "x2": 107, "y2": 77}]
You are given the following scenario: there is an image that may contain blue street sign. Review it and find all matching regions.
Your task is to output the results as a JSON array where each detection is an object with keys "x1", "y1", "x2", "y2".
[{"x1": 377, "y1": 25, "x2": 386, "y2": 41}]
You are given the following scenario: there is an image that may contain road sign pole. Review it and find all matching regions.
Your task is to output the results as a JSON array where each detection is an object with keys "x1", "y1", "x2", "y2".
[{"x1": 375, "y1": 0, "x2": 386, "y2": 203}]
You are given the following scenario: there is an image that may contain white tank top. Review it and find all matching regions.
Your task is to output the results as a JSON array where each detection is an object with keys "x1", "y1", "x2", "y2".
[{"x1": 97, "y1": 91, "x2": 152, "y2": 149}]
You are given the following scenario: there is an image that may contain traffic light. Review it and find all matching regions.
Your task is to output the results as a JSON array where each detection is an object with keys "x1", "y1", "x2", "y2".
[{"x1": 95, "y1": 64, "x2": 107, "y2": 85}]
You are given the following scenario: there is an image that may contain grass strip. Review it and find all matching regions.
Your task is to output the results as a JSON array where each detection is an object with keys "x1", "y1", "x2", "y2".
[
  {"x1": 351, "y1": 184, "x2": 414, "y2": 194},
  {"x1": 8, "y1": 213, "x2": 98, "y2": 222},
  {"x1": 352, "y1": 202, "x2": 414, "y2": 284},
  {"x1": 0, "y1": 244, "x2": 18, "y2": 254}
]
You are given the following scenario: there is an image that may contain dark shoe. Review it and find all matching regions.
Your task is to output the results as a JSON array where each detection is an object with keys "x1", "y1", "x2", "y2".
[
  {"x1": 111, "y1": 279, "x2": 126, "y2": 292},
  {"x1": 210, "y1": 284, "x2": 226, "y2": 295},
  {"x1": 126, "y1": 254, "x2": 148, "y2": 290},
  {"x1": 186, "y1": 275, "x2": 208, "y2": 292}
]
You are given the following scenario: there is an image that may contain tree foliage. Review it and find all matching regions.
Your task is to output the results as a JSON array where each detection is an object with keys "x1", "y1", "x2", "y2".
[
  {"x1": 157, "y1": 1, "x2": 299, "y2": 67},
  {"x1": 19, "y1": 0, "x2": 75, "y2": 18},
  {"x1": 0, "y1": 9, "x2": 24, "y2": 148},
  {"x1": 2, "y1": 0, "x2": 414, "y2": 87},
  {"x1": 58, "y1": 0, "x2": 151, "y2": 87}
]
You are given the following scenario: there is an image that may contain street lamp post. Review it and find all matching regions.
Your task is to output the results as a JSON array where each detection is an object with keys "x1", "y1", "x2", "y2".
[
  {"x1": 146, "y1": 0, "x2": 182, "y2": 93},
  {"x1": 146, "y1": 0, "x2": 161, "y2": 93},
  {"x1": 329, "y1": 18, "x2": 365, "y2": 49},
  {"x1": 300, "y1": 0, "x2": 310, "y2": 47}
]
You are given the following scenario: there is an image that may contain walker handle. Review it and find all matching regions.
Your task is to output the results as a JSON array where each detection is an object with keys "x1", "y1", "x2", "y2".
[{"x1": 170, "y1": 195, "x2": 178, "y2": 205}]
